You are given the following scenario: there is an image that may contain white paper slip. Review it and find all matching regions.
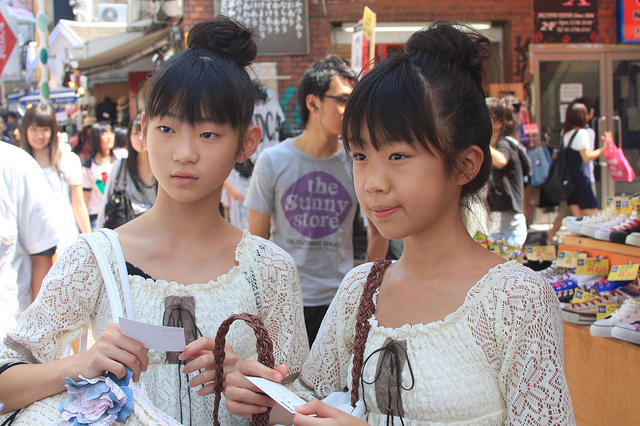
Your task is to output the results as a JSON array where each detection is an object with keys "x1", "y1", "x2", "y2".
[
  {"x1": 246, "y1": 376, "x2": 308, "y2": 414},
  {"x1": 119, "y1": 317, "x2": 186, "y2": 352}
]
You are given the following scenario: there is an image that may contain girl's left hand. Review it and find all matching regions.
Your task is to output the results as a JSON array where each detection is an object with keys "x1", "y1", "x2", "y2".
[
  {"x1": 179, "y1": 338, "x2": 238, "y2": 396},
  {"x1": 293, "y1": 400, "x2": 368, "y2": 426}
]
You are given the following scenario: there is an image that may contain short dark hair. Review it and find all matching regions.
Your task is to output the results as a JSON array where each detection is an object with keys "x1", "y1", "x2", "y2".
[
  {"x1": 564, "y1": 102, "x2": 589, "y2": 131},
  {"x1": 487, "y1": 96, "x2": 518, "y2": 140},
  {"x1": 145, "y1": 16, "x2": 257, "y2": 149},
  {"x1": 297, "y1": 54, "x2": 357, "y2": 127},
  {"x1": 343, "y1": 20, "x2": 493, "y2": 202}
]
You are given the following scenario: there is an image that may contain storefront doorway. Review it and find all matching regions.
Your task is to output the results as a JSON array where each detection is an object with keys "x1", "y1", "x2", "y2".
[{"x1": 531, "y1": 44, "x2": 640, "y2": 206}]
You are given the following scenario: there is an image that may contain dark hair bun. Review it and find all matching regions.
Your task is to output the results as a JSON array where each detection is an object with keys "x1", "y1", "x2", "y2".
[
  {"x1": 187, "y1": 16, "x2": 257, "y2": 68},
  {"x1": 404, "y1": 20, "x2": 491, "y2": 94}
]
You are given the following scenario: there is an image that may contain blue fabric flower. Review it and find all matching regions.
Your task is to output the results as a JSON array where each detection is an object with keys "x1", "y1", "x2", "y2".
[{"x1": 59, "y1": 367, "x2": 134, "y2": 425}]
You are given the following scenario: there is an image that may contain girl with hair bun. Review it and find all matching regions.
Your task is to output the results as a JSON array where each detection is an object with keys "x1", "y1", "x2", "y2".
[
  {"x1": 225, "y1": 20, "x2": 574, "y2": 425},
  {"x1": 0, "y1": 16, "x2": 308, "y2": 425}
]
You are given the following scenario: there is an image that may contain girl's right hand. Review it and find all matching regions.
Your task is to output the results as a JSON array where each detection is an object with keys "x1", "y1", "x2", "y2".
[
  {"x1": 74, "y1": 322, "x2": 149, "y2": 382},
  {"x1": 223, "y1": 359, "x2": 289, "y2": 418},
  {"x1": 294, "y1": 400, "x2": 369, "y2": 425}
]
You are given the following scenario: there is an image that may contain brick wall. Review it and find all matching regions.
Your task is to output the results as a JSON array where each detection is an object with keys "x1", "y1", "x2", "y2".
[{"x1": 182, "y1": 0, "x2": 619, "y2": 131}]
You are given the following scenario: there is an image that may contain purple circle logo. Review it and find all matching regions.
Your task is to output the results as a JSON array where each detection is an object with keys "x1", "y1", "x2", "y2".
[{"x1": 281, "y1": 171, "x2": 353, "y2": 238}]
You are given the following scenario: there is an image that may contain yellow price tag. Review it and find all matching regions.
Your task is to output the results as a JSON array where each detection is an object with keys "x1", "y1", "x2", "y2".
[
  {"x1": 607, "y1": 264, "x2": 639, "y2": 281},
  {"x1": 576, "y1": 258, "x2": 610, "y2": 276},
  {"x1": 596, "y1": 304, "x2": 620, "y2": 321},
  {"x1": 571, "y1": 288, "x2": 600, "y2": 304},
  {"x1": 525, "y1": 246, "x2": 556, "y2": 261},
  {"x1": 620, "y1": 199, "x2": 634, "y2": 215},
  {"x1": 556, "y1": 251, "x2": 587, "y2": 268}
]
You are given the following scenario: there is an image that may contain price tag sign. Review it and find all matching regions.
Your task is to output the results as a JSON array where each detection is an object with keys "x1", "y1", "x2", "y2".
[
  {"x1": 525, "y1": 246, "x2": 556, "y2": 261},
  {"x1": 556, "y1": 251, "x2": 587, "y2": 268},
  {"x1": 596, "y1": 304, "x2": 620, "y2": 321},
  {"x1": 608, "y1": 264, "x2": 639, "y2": 282},
  {"x1": 620, "y1": 199, "x2": 635, "y2": 215},
  {"x1": 571, "y1": 288, "x2": 600, "y2": 304},
  {"x1": 576, "y1": 258, "x2": 610, "y2": 276}
]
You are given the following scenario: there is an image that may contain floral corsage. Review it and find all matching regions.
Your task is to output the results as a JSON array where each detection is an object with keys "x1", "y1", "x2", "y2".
[{"x1": 58, "y1": 367, "x2": 134, "y2": 425}]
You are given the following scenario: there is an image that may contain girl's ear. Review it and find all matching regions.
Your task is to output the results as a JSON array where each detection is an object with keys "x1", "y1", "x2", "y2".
[
  {"x1": 236, "y1": 124, "x2": 262, "y2": 163},
  {"x1": 457, "y1": 145, "x2": 484, "y2": 185}
]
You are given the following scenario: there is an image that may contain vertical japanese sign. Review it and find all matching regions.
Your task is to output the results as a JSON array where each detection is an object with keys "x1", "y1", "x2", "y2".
[
  {"x1": 619, "y1": 0, "x2": 640, "y2": 44},
  {"x1": 217, "y1": 0, "x2": 309, "y2": 55},
  {"x1": 533, "y1": 0, "x2": 598, "y2": 43},
  {"x1": 0, "y1": 2, "x2": 19, "y2": 81},
  {"x1": 351, "y1": 6, "x2": 375, "y2": 76}
]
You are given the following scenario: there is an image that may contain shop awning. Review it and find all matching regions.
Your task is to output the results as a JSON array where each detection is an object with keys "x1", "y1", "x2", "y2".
[{"x1": 74, "y1": 28, "x2": 170, "y2": 71}]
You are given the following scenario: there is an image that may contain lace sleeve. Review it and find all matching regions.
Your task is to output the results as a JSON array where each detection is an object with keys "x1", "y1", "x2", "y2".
[
  {"x1": 495, "y1": 265, "x2": 575, "y2": 425},
  {"x1": 290, "y1": 263, "x2": 372, "y2": 401},
  {"x1": 0, "y1": 236, "x2": 108, "y2": 365},
  {"x1": 247, "y1": 237, "x2": 309, "y2": 380}
]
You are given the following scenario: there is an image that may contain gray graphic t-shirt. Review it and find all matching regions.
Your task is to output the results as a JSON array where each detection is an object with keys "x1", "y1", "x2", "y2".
[{"x1": 244, "y1": 139, "x2": 356, "y2": 306}]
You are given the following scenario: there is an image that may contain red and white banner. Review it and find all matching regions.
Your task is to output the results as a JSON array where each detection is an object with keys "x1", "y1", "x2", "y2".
[{"x1": 0, "y1": 2, "x2": 20, "y2": 81}]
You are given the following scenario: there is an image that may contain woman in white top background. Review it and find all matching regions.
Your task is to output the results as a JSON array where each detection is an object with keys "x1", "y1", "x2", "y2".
[
  {"x1": 19, "y1": 103, "x2": 91, "y2": 253},
  {"x1": 562, "y1": 102, "x2": 604, "y2": 218}
]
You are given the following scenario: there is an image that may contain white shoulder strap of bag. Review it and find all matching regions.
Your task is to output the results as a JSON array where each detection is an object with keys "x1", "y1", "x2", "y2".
[
  {"x1": 63, "y1": 230, "x2": 134, "y2": 356},
  {"x1": 78, "y1": 229, "x2": 135, "y2": 322}
]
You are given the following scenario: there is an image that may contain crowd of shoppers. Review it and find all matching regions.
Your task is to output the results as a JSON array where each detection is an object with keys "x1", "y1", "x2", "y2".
[{"x1": 0, "y1": 17, "x2": 577, "y2": 426}]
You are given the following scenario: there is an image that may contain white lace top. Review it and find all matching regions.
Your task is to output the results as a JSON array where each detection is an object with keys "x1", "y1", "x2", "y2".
[
  {"x1": 1, "y1": 230, "x2": 309, "y2": 425},
  {"x1": 292, "y1": 261, "x2": 575, "y2": 425}
]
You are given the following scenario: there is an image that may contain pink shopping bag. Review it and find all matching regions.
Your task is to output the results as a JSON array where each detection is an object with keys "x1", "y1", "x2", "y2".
[{"x1": 603, "y1": 136, "x2": 635, "y2": 182}]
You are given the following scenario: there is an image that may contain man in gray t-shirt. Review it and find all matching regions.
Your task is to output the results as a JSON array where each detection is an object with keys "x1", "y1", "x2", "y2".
[{"x1": 245, "y1": 55, "x2": 382, "y2": 345}]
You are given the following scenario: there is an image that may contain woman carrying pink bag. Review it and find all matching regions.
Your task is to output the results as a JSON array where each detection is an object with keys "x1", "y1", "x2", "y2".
[{"x1": 602, "y1": 130, "x2": 635, "y2": 183}]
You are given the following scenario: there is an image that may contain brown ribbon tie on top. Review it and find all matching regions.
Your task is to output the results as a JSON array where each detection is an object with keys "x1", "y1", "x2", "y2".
[{"x1": 212, "y1": 313, "x2": 275, "y2": 426}]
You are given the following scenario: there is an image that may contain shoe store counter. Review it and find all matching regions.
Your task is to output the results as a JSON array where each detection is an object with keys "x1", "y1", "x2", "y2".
[
  {"x1": 560, "y1": 234, "x2": 640, "y2": 425},
  {"x1": 564, "y1": 322, "x2": 640, "y2": 425}
]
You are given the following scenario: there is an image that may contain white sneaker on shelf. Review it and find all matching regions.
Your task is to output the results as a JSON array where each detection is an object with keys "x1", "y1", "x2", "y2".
[
  {"x1": 625, "y1": 232, "x2": 640, "y2": 247},
  {"x1": 560, "y1": 290, "x2": 627, "y2": 325},
  {"x1": 611, "y1": 321, "x2": 640, "y2": 345},
  {"x1": 565, "y1": 211, "x2": 609, "y2": 235},
  {"x1": 590, "y1": 297, "x2": 640, "y2": 337},
  {"x1": 581, "y1": 214, "x2": 629, "y2": 238},
  {"x1": 593, "y1": 210, "x2": 639, "y2": 241}
]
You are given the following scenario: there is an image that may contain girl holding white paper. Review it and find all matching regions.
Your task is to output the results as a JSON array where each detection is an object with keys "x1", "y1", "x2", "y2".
[
  {"x1": 224, "y1": 20, "x2": 574, "y2": 425},
  {"x1": 0, "y1": 16, "x2": 308, "y2": 425}
]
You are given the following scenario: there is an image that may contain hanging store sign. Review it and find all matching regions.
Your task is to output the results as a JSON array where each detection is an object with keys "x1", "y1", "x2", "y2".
[
  {"x1": 216, "y1": 0, "x2": 309, "y2": 55},
  {"x1": 533, "y1": 0, "x2": 598, "y2": 43},
  {"x1": 0, "y1": 2, "x2": 19, "y2": 81},
  {"x1": 619, "y1": 0, "x2": 640, "y2": 44}
]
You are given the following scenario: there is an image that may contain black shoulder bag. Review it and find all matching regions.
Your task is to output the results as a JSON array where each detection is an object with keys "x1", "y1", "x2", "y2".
[
  {"x1": 103, "y1": 161, "x2": 133, "y2": 229},
  {"x1": 541, "y1": 131, "x2": 579, "y2": 206}
]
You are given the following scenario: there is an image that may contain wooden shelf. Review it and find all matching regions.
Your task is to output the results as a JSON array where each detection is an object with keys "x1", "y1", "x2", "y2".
[
  {"x1": 561, "y1": 234, "x2": 640, "y2": 266},
  {"x1": 559, "y1": 235, "x2": 640, "y2": 425},
  {"x1": 563, "y1": 323, "x2": 640, "y2": 425},
  {"x1": 563, "y1": 233, "x2": 640, "y2": 258}
]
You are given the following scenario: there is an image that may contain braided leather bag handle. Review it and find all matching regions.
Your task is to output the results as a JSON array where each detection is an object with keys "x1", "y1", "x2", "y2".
[
  {"x1": 350, "y1": 258, "x2": 392, "y2": 407},
  {"x1": 212, "y1": 313, "x2": 275, "y2": 426}
]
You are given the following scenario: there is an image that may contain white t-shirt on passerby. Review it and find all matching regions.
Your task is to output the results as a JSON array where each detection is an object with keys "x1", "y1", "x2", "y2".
[
  {"x1": 0, "y1": 143, "x2": 61, "y2": 337},
  {"x1": 244, "y1": 139, "x2": 357, "y2": 306},
  {"x1": 41, "y1": 148, "x2": 84, "y2": 254}
]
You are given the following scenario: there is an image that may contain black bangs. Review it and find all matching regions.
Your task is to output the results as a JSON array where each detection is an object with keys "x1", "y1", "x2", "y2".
[
  {"x1": 343, "y1": 57, "x2": 438, "y2": 155},
  {"x1": 146, "y1": 48, "x2": 253, "y2": 129}
]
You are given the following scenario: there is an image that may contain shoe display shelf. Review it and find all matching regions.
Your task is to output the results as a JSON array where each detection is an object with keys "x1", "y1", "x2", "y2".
[{"x1": 559, "y1": 234, "x2": 640, "y2": 425}]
